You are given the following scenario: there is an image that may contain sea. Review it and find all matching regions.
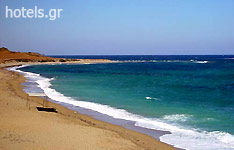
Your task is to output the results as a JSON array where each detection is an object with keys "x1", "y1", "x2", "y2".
[{"x1": 9, "y1": 55, "x2": 234, "y2": 150}]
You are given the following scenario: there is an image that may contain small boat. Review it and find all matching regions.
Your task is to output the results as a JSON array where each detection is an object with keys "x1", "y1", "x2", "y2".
[{"x1": 36, "y1": 107, "x2": 57, "y2": 113}]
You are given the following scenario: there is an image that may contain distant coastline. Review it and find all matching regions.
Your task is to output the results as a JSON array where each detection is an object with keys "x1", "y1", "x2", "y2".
[{"x1": 0, "y1": 47, "x2": 119, "y2": 68}]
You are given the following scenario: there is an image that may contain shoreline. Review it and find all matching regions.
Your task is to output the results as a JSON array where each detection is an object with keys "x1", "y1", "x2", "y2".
[
  {"x1": 12, "y1": 63, "x2": 175, "y2": 142},
  {"x1": 0, "y1": 62, "x2": 176, "y2": 150},
  {"x1": 11, "y1": 64, "x2": 172, "y2": 140}
]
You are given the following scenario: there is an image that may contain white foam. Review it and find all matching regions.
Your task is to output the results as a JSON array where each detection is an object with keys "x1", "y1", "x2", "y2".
[
  {"x1": 9, "y1": 65, "x2": 234, "y2": 150},
  {"x1": 123, "y1": 60, "x2": 209, "y2": 64},
  {"x1": 195, "y1": 61, "x2": 208, "y2": 64},
  {"x1": 145, "y1": 97, "x2": 160, "y2": 101},
  {"x1": 162, "y1": 114, "x2": 193, "y2": 122},
  {"x1": 160, "y1": 130, "x2": 234, "y2": 150}
]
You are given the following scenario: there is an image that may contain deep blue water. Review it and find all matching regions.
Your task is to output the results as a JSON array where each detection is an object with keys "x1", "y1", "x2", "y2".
[
  {"x1": 20, "y1": 55, "x2": 234, "y2": 150},
  {"x1": 50, "y1": 55, "x2": 234, "y2": 61}
]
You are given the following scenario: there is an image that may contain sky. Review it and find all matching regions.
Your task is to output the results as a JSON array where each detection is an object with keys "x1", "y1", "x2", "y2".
[{"x1": 0, "y1": 0, "x2": 234, "y2": 55}]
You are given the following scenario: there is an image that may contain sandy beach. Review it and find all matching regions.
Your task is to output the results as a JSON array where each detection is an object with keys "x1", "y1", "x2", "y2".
[{"x1": 0, "y1": 63, "x2": 176, "y2": 150}]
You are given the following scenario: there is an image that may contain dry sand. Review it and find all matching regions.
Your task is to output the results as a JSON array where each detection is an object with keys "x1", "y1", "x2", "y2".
[{"x1": 0, "y1": 64, "x2": 176, "y2": 150}]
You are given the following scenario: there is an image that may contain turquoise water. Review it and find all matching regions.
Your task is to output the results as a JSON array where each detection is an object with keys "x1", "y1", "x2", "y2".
[{"x1": 19, "y1": 55, "x2": 234, "y2": 149}]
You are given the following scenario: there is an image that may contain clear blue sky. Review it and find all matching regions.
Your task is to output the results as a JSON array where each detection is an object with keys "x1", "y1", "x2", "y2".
[{"x1": 0, "y1": 0, "x2": 234, "y2": 55}]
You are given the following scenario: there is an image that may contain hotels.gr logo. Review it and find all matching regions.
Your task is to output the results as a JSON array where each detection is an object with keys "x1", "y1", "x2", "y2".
[{"x1": 5, "y1": 6, "x2": 63, "y2": 21}]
